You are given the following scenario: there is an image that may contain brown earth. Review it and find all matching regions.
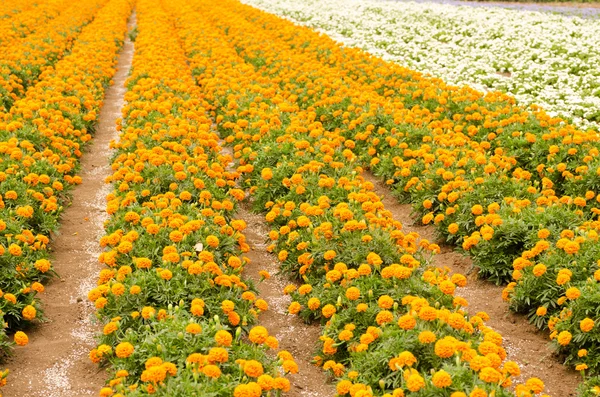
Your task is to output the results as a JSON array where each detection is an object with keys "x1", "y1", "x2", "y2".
[
  {"x1": 218, "y1": 142, "x2": 335, "y2": 396},
  {"x1": 2, "y1": 14, "x2": 135, "y2": 397},
  {"x1": 239, "y1": 203, "x2": 336, "y2": 397},
  {"x1": 363, "y1": 171, "x2": 581, "y2": 397}
]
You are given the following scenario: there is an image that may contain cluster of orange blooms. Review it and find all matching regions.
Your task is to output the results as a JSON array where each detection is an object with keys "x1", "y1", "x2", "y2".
[
  {"x1": 88, "y1": 1, "x2": 294, "y2": 396},
  {"x1": 174, "y1": 0, "x2": 600, "y2": 387},
  {"x1": 0, "y1": 0, "x2": 110, "y2": 110},
  {"x1": 0, "y1": 0, "x2": 133, "y2": 390},
  {"x1": 166, "y1": 0, "x2": 551, "y2": 395}
]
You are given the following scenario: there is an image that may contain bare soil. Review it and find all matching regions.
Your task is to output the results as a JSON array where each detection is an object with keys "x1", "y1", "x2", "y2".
[
  {"x1": 216, "y1": 141, "x2": 334, "y2": 396},
  {"x1": 2, "y1": 15, "x2": 135, "y2": 397},
  {"x1": 239, "y1": 203, "x2": 336, "y2": 397},
  {"x1": 363, "y1": 171, "x2": 581, "y2": 397}
]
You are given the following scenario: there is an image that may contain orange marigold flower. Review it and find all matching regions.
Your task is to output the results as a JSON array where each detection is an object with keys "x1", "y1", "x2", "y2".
[
  {"x1": 215, "y1": 330, "x2": 233, "y2": 347},
  {"x1": 243, "y1": 360, "x2": 264, "y2": 378},
  {"x1": 22, "y1": 305, "x2": 37, "y2": 321},
  {"x1": 397, "y1": 314, "x2": 416, "y2": 330},
  {"x1": 202, "y1": 364, "x2": 221, "y2": 378},
  {"x1": 580, "y1": 318, "x2": 594, "y2": 333},
  {"x1": 434, "y1": 337, "x2": 456, "y2": 358},
  {"x1": 249, "y1": 326, "x2": 269, "y2": 344},
  {"x1": 406, "y1": 373, "x2": 425, "y2": 392},
  {"x1": 14, "y1": 331, "x2": 28, "y2": 346},
  {"x1": 432, "y1": 370, "x2": 452, "y2": 388},
  {"x1": 557, "y1": 331, "x2": 572, "y2": 346},
  {"x1": 115, "y1": 342, "x2": 134, "y2": 358}
]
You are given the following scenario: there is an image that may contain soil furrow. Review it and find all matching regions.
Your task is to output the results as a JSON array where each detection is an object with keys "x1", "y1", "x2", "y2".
[
  {"x1": 362, "y1": 171, "x2": 580, "y2": 397},
  {"x1": 238, "y1": 203, "x2": 336, "y2": 397},
  {"x1": 2, "y1": 14, "x2": 136, "y2": 397},
  {"x1": 219, "y1": 144, "x2": 334, "y2": 397}
]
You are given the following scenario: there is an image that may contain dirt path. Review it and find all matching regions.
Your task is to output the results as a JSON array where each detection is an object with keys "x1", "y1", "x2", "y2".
[
  {"x1": 217, "y1": 143, "x2": 334, "y2": 396},
  {"x1": 363, "y1": 171, "x2": 581, "y2": 397},
  {"x1": 2, "y1": 14, "x2": 135, "y2": 397},
  {"x1": 239, "y1": 203, "x2": 336, "y2": 397}
]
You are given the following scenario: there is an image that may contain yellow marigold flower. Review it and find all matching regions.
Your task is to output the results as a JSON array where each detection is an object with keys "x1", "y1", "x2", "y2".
[
  {"x1": 580, "y1": 318, "x2": 594, "y2": 332},
  {"x1": 375, "y1": 310, "x2": 394, "y2": 325},
  {"x1": 288, "y1": 301, "x2": 301, "y2": 314},
  {"x1": 557, "y1": 331, "x2": 572, "y2": 346},
  {"x1": 22, "y1": 305, "x2": 37, "y2": 321},
  {"x1": 439, "y1": 280, "x2": 456, "y2": 295},
  {"x1": 377, "y1": 295, "x2": 394, "y2": 309},
  {"x1": 532, "y1": 264, "x2": 547, "y2": 277},
  {"x1": 141, "y1": 306, "x2": 155, "y2": 319},
  {"x1": 503, "y1": 361, "x2": 520, "y2": 377},
  {"x1": 418, "y1": 331, "x2": 437, "y2": 344},
  {"x1": 323, "y1": 250, "x2": 336, "y2": 261},
  {"x1": 565, "y1": 287, "x2": 581, "y2": 300},
  {"x1": 336, "y1": 380, "x2": 352, "y2": 395},
  {"x1": 246, "y1": 326, "x2": 267, "y2": 344},
  {"x1": 432, "y1": 370, "x2": 452, "y2": 388},
  {"x1": 406, "y1": 373, "x2": 425, "y2": 392},
  {"x1": 308, "y1": 297, "x2": 321, "y2": 311},
  {"x1": 479, "y1": 366, "x2": 502, "y2": 383},
  {"x1": 201, "y1": 364, "x2": 221, "y2": 378},
  {"x1": 322, "y1": 304, "x2": 336, "y2": 318},
  {"x1": 215, "y1": 330, "x2": 232, "y2": 347},
  {"x1": 346, "y1": 287, "x2": 360, "y2": 300},
  {"x1": 103, "y1": 322, "x2": 118, "y2": 335},
  {"x1": 14, "y1": 331, "x2": 28, "y2": 346},
  {"x1": 243, "y1": 360, "x2": 264, "y2": 378},
  {"x1": 576, "y1": 363, "x2": 588, "y2": 371},
  {"x1": 448, "y1": 223, "x2": 459, "y2": 234},
  {"x1": 525, "y1": 377, "x2": 545, "y2": 394},
  {"x1": 397, "y1": 314, "x2": 416, "y2": 330},
  {"x1": 186, "y1": 323, "x2": 202, "y2": 334},
  {"x1": 115, "y1": 342, "x2": 134, "y2": 358},
  {"x1": 418, "y1": 306, "x2": 437, "y2": 321},
  {"x1": 434, "y1": 337, "x2": 456, "y2": 358},
  {"x1": 283, "y1": 359, "x2": 298, "y2": 374}
]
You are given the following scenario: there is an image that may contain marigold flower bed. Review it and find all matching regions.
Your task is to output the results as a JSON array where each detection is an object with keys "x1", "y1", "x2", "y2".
[
  {"x1": 163, "y1": 0, "x2": 552, "y2": 395},
  {"x1": 198, "y1": 0, "x2": 600, "y2": 389},
  {"x1": 0, "y1": 0, "x2": 132, "y2": 390},
  {"x1": 88, "y1": 1, "x2": 294, "y2": 395},
  {"x1": 0, "y1": 0, "x2": 111, "y2": 110}
]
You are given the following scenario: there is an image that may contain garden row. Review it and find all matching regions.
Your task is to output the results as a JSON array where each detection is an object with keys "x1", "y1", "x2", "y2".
[
  {"x1": 243, "y1": 0, "x2": 600, "y2": 131},
  {"x1": 0, "y1": 0, "x2": 133, "y2": 390},
  {"x1": 226, "y1": 0, "x2": 600, "y2": 391},
  {"x1": 163, "y1": 0, "x2": 552, "y2": 395},
  {"x1": 0, "y1": 0, "x2": 111, "y2": 110},
  {"x1": 88, "y1": 1, "x2": 295, "y2": 396},
  {"x1": 218, "y1": 0, "x2": 600, "y2": 383},
  {"x1": 0, "y1": 0, "x2": 63, "y2": 45}
]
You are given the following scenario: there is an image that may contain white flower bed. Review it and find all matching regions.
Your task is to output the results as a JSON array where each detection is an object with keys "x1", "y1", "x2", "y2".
[{"x1": 241, "y1": 0, "x2": 600, "y2": 131}]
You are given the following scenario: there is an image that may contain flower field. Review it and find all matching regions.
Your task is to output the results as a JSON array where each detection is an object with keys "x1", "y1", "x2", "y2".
[
  {"x1": 2, "y1": 0, "x2": 600, "y2": 396},
  {"x1": 242, "y1": 0, "x2": 600, "y2": 132},
  {"x1": 0, "y1": 0, "x2": 132, "y2": 390}
]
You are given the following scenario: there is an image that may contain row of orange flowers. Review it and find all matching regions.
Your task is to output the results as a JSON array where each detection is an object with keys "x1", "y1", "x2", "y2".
[
  {"x1": 0, "y1": 0, "x2": 133, "y2": 391},
  {"x1": 0, "y1": 0, "x2": 109, "y2": 110},
  {"x1": 0, "y1": 0, "x2": 31, "y2": 21},
  {"x1": 205, "y1": 0, "x2": 600, "y2": 389},
  {"x1": 0, "y1": 0, "x2": 61, "y2": 46},
  {"x1": 167, "y1": 0, "x2": 550, "y2": 396},
  {"x1": 88, "y1": 1, "x2": 294, "y2": 395}
]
